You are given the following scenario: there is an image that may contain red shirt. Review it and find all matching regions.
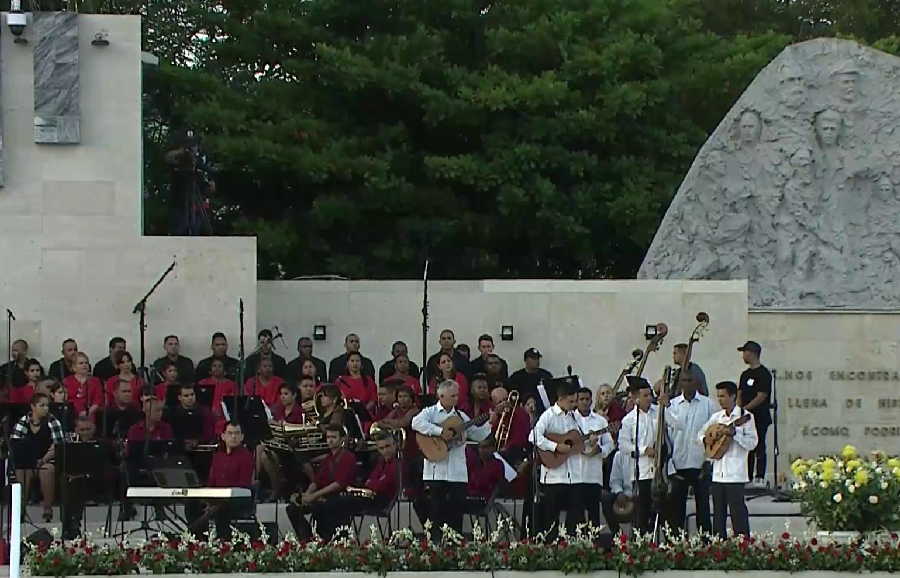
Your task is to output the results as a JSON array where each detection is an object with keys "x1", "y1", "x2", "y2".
[
  {"x1": 9, "y1": 384, "x2": 34, "y2": 404},
  {"x1": 365, "y1": 456, "x2": 399, "y2": 499},
  {"x1": 208, "y1": 446, "x2": 254, "y2": 488},
  {"x1": 371, "y1": 403, "x2": 394, "y2": 422},
  {"x1": 126, "y1": 420, "x2": 174, "y2": 442},
  {"x1": 199, "y1": 377, "x2": 238, "y2": 415},
  {"x1": 494, "y1": 406, "x2": 531, "y2": 450},
  {"x1": 63, "y1": 375, "x2": 104, "y2": 414},
  {"x1": 314, "y1": 449, "x2": 357, "y2": 489},
  {"x1": 154, "y1": 382, "x2": 179, "y2": 404},
  {"x1": 335, "y1": 375, "x2": 376, "y2": 405},
  {"x1": 271, "y1": 403, "x2": 304, "y2": 424},
  {"x1": 428, "y1": 373, "x2": 470, "y2": 408},
  {"x1": 465, "y1": 398, "x2": 493, "y2": 419},
  {"x1": 384, "y1": 374, "x2": 422, "y2": 396},
  {"x1": 466, "y1": 446, "x2": 504, "y2": 499},
  {"x1": 243, "y1": 375, "x2": 284, "y2": 406},
  {"x1": 600, "y1": 400, "x2": 627, "y2": 440},
  {"x1": 105, "y1": 375, "x2": 144, "y2": 406}
]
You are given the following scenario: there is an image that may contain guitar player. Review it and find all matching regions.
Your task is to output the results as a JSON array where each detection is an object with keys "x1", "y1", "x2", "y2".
[
  {"x1": 697, "y1": 381, "x2": 758, "y2": 538},
  {"x1": 532, "y1": 380, "x2": 583, "y2": 537},
  {"x1": 574, "y1": 387, "x2": 615, "y2": 529},
  {"x1": 411, "y1": 379, "x2": 491, "y2": 538}
]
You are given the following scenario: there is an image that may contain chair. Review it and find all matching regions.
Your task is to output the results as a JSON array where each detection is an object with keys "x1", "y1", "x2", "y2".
[
  {"x1": 465, "y1": 483, "x2": 502, "y2": 534},
  {"x1": 352, "y1": 463, "x2": 403, "y2": 541}
]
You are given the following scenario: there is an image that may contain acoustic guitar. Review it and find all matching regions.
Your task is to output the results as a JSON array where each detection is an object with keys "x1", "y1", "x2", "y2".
[
  {"x1": 703, "y1": 413, "x2": 752, "y2": 459},
  {"x1": 416, "y1": 412, "x2": 491, "y2": 462},
  {"x1": 538, "y1": 427, "x2": 610, "y2": 469}
]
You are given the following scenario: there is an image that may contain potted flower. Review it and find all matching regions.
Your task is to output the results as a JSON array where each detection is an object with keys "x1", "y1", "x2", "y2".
[{"x1": 791, "y1": 445, "x2": 900, "y2": 542}]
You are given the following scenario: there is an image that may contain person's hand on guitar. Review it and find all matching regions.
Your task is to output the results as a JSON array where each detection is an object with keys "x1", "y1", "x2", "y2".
[
  {"x1": 555, "y1": 442, "x2": 572, "y2": 454},
  {"x1": 645, "y1": 446, "x2": 657, "y2": 458},
  {"x1": 440, "y1": 426, "x2": 456, "y2": 441},
  {"x1": 586, "y1": 433, "x2": 601, "y2": 455}
]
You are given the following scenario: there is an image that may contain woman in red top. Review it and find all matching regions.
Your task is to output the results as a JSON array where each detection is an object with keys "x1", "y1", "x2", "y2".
[
  {"x1": 104, "y1": 351, "x2": 143, "y2": 406},
  {"x1": 594, "y1": 383, "x2": 626, "y2": 440},
  {"x1": 386, "y1": 353, "x2": 422, "y2": 396},
  {"x1": 300, "y1": 359, "x2": 321, "y2": 384},
  {"x1": 9, "y1": 359, "x2": 42, "y2": 404},
  {"x1": 63, "y1": 352, "x2": 103, "y2": 416},
  {"x1": 154, "y1": 361, "x2": 180, "y2": 403},
  {"x1": 199, "y1": 358, "x2": 237, "y2": 416},
  {"x1": 335, "y1": 352, "x2": 376, "y2": 410},
  {"x1": 428, "y1": 352, "x2": 470, "y2": 408},
  {"x1": 244, "y1": 357, "x2": 284, "y2": 406}
]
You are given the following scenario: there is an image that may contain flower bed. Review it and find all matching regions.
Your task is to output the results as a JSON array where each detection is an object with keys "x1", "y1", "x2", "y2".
[{"x1": 25, "y1": 525, "x2": 900, "y2": 576}]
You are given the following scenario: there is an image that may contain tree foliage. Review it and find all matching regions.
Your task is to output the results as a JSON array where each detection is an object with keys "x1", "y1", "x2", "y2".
[{"x1": 124, "y1": 0, "x2": 899, "y2": 279}]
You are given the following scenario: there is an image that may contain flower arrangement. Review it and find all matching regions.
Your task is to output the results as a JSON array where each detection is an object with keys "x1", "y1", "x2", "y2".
[
  {"x1": 24, "y1": 520, "x2": 900, "y2": 577},
  {"x1": 791, "y1": 445, "x2": 900, "y2": 533}
]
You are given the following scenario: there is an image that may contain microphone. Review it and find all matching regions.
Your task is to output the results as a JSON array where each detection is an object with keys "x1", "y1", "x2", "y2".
[
  {"x1": 6, "y1": 309, "x2": 14, "y2": 321},
  {"x1": 567, "y1": 365, "x2": 573, "y2": 376}
]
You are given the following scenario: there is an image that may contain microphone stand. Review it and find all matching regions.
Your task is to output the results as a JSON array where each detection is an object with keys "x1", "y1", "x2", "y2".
[
  {"x1": 237, "y1": 299, "x2": 245, "y2": 423},
  {"x1": 5, "y1": 309, "x2": 13, "y2": 394},
  {"x1": 132, "y1": 261, "x2": 177, "y2": 386},
  {"x1": 630, "y1": 406, "x2": 641, "y2": 538},
  {"x1": 528, "y1": 412, "x2": 539, "y2": 539},
  {"x1": 769, "y1": 370, "x2": 790, "y2": 501},
  {"x1": 420, "y1": 260, "x2": 429, "y2": 395}
]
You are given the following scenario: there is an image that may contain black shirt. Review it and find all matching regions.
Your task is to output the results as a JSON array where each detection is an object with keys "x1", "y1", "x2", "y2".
[
  {"x1": 286, "y1": 355, "x2": 327, "y2": 385},
  {"x1": 48, "y1": 358, "x2": 75, "y2": 381},
  {"x1": 377, "y1": 359, "x2": 420, "y2": 383},
  {"x1": 508, "y1": 367, "x2": 553, "y2": 410},
  {"x1": 0, "y1": 360, "x2": 28, "y2": 388},
  {"x1": 469, "y1": 355, "x2": 509, "y2": 381},
  {"x1": 739, "y1": 364, "x2": 772, "y2": 425},
  {"x1": 152, "y1": 355, "x2": 196, "y2": 385},
  {"x1": 96, "y1": 406, "x2": 143, "y2": 439},
  {"x1": 328, "y1": 353, "x2": 376, "y2": 382},
  {"x1": 93, "y1": 356, "x2": 117, "y2": 382},
  {"x1": 195, "y1": 355, "x2": 240, "y2": 382},
  {"x1": 244, "y1": 352, "x2": 287, "y2": 380}
]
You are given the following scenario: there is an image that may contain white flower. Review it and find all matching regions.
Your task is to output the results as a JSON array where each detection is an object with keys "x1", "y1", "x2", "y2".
[
  {"x1": 848, "y1": 485, "x2": 856, "y2": 494},
  {"x1": 869, "y1": 495, "x2": 879, "y2": 504},
  {"x1": 881, "y1": 481, "x2": 889, "y2": 490},
  {"x1": 819, "y1": 481, "x2": 828, "y2": 488},
  {"x1": 833, "y1": 493, "x2": 843, "y2": 503}
]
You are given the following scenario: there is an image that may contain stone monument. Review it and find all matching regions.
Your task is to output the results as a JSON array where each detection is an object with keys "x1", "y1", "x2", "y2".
[{"x1": 639, "y1": 39, "x2": 900, "y2": 309}]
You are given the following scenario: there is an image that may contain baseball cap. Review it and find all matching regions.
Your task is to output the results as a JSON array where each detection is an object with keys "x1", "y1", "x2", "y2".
[
  {"x1": 523, "y1": 348, "x2": 542, "y2": 360},
  {"x1": 737, "y1": 340, "x2": 762, "y2": 355}
]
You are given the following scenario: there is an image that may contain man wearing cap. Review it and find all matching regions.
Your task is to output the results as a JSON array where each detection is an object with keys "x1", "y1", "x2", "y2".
[
  {"x1": 508, "y1": 348, "x2": 553, "y2": 413},
  {"x1": 737, "y1": 341, "x2": 772, "y2": 489}
]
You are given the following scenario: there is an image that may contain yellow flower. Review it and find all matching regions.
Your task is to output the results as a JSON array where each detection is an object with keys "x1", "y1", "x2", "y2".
[
  {"x1": 842, "y1": 445, "x2": 858, "y2": 459},
  {"x1": 893, "y1": 467, "x2": 900, "y2": 480},
  {"x1": 888, "y1": 458, "x2": 900, "y2": 469},
  {"x1": 854, "y1": 469, "x2": 870, "y2": 486},
  {"x1": 846, "y1": 460, "x2": 861, "y2": 471},
  {"x1": 821, "y1": 468, "x2": 835, "y2": 482},
  {"x1": 822, "y1": 458, "x2": 836, "y2": 470},
  {"x1": 791, "y1": 459, "x2": 808, "y2": 477}
]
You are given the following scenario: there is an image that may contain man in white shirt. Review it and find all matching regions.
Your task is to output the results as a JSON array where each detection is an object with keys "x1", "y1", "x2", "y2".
[
  {"x1": 532, "y1": 380, "x2": 582, "y2": 536},
  {"x1": 574, "y1": 387, "x2": 615, "y2": 529},
  {"x1": 698, "y1": 381, "x2": 758, "y2": 538},
  {"x1": 667, "y1": 372, "x2": 717, "y2": 534},
  {"x1": 411, "y1": 379, "x2": 491, "y2": 538},
  {"x1": 603, "y1": 449, "x2": 635, "y2": 536},
  {"x1": 619, "y1": 379, "x2": 679, "y2": 533}
]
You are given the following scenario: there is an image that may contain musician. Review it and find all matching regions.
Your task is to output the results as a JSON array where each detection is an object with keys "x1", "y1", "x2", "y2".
[
  {"x1": 428, "y1": 352, "x2": 470, "y2": 409},
  {"x1": 99, "y1": 379, "x2": 143, "y2": 438},
  {"x1": 371, "y1": 383, "x2": 397, "y2": 422},
  {"x1": 330, "y1": 432, "x2": 400, "y2": 527},
  {"x1": 104, "y1": 350, "x2": 143, "y2": 406},
  {"x1": 151, "y1": 335, "x2": 195, "y2": 385},
  {"x1": 411, "y1": 379, "x2": 491, "y2": 538},
  {"x1": 465, "y1": 435, "x2": 504, "y2": 511},
  {"x1": 469, "y1": 334, "x2": 509, "y2": 380},
  {"x1": 604, "y1": 449, "x2": 635, "y2": 536},
  {"x1": 10, "y1": 393, "x2": 65, "y2": 522},
  {"x1": 199, "y1": 358, "x2": 238, "y2": 417},
  {"x1": 74, "y1": 415, "x2": 98, "y2": 442},
  {"x1": 377, "y1": 341, "x2": 420, "y2": 382},
  {"x1": 666, "y1": 372, "x2": 716, "y2": 534},
  {"x1": 508, "y1": 348, "x2": 552, "y2": 413},
  {"x1": 272, "y1": 383, "x2": 304, "y2": 423},
  {"x1": 9, "y1": 359, "x2": 42, "y2": 404},
  {"x1": 244, "y1": 329, "x2": 288, "y2": 379},
  {"x1": 619, "y1": 379, "x2": 680, "y2": 533},
  {"x1": 336, "y1": 351, "x2": 378, "y2": 408},
  {"x1": 93, "y1": 337, "x2": 127, "y2": 382},
  {"x1": 153, "y1": 360, "x2": 181, "y2": 403},
  {"x1": 63, "y1": 352, "x2": 104, "y2": 417},
  {"x1": 424, "y1": 329, "x2": 470, "y2": 383},
  {"x1": 297, "y1": 376, "x2": 318, "y2": 419},
  {"x1": 532, "y1": 380, "x2": 584, "y2": 536},
  {"x1": 256, "y1": 383, "x2": 304, "y2": 497},
  {"x1": 698, "y1": 381, "x2": 758, "y2": 538},
  {"x1": 286, "y1": 424, "x2": 358, "y2": 540},
  {"x1": 575, "y1": 387, "x2": 615, "y2": 528},
  {"x1": 317, "y1": 384, "x2": 346, "y2": 428},
  {"x1": 205, "y1": 421, "x2": 254, "y2": 539},
  {"x1": 127, "y1": 398, "x2": 174, "y2": 443},
  {"x1": 48, "y1": 338, "x2": 79, "y2": 381},
  {"x1": 655, "y1": 344, "x2": 709, "y2": 397},
  {"x1": 490, "y1": 386, "x2": 530, "y2": 465},
  {"x1": 328, "y1": 333, "x2": 376, "y2": 382},
  {"x1": 383, "y1": 353, "x2": 421, "y2": 395},
  {"x1": 195, "y1": 332, "x2": 240, "y2": 381},
  {"x1": 243, "y1": 357, "x2": 285, "y2": 406},
  {"x1": 168, "y1": 384, "x2": 215, "y2": 448},
  {"x1": 466, "y1": 374, "x2": 493, "y2": 418},
  {"x1": 737, "y1": 341, "x2": 772, "y2": 489},
  {"x1": 286, "y1": 337, "x2": 327, "y2": 385}
]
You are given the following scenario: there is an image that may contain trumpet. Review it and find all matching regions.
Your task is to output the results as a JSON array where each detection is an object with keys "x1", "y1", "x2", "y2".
[{"x1": 495, "y1": 390, "x2": 520, "y2": 451}]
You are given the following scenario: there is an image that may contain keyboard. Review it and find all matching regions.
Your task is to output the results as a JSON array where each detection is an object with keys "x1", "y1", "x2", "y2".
[{"x1": 126, "y1": 487, "x2": 251, "y2": 500}]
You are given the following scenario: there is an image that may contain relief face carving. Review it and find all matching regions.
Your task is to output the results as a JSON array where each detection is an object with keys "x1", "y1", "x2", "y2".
[{"x1": 639, "y1": 39, "x2": 900, "y2": 308}]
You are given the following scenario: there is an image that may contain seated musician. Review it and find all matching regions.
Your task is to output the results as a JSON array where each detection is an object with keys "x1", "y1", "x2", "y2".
[
  {"x1": 329, "y1": 431, "x2": 399, "y2": 525},
  {"x1": 257, "y1": 383, "x2": 304, "y2": 496},
  {"x1": 272, "y1": 382, "x2": 304, "y2": 423},
  {"x1": 127, "y1": 398, "x2": 174, "y2": 443},
  {"x1": 153, "y1": 360, "x2": 181, "y2": 404},
  {"x1": 168, "y1": 384, "x2": 215, "y2": 450},
  {"x1": 244, "y1": 357, "x2": 284, "y2": 406},
  {"x1": 384, "y1": 353, "x2": 421, "y2": 395},
  {"x1": 335, "y1": 351, "x2": 377, "y2": 411},
  {"x1": 199, "y1": 358, "x2": 237, "y2": 417},
  {"x1": 10, "y1": 392, "x2": 65, "y2": 522},
  {"x1": 74, "y1": 415, "x2": 97, "y2": 442},
  {"x1": 464, "y1": 435, "x2": 504, "y2": 513},
  {"x1": 370, "y1": 383, "x2": 396, "y2": 423},
  {"x1": 205, "y1": 421, "x2": 254, "y2": 539},
  {"x1": 297, "y1": 376, "x2": 318, "y2": 422},
  {"x1": 378, "y1": 384, "x2": 420, "y2": 496},
  {"x1": 602, "y1": 448, "x2": 634, "y2": 537},
  {"x1": 316, "y1": 384, "x2": 346, "y2": 429},
  {"x1": 100, "y1": 379, "x2": 143, "y2": 438},
  {"x1": 286, "y1": 424, "x2": 357, "y2": 540},
  {"x1": 465, "y1": 374, "x2": 493, "y2": 419},
  {"x1": 63, "y1": 352, "x2": 104, "y2": 417},
  {"x1": 490, "y1": 386, "x2": 531, "y2": 466},
  {"x1": 104, "y1": 351, "x2": 143, "y2": 406}
]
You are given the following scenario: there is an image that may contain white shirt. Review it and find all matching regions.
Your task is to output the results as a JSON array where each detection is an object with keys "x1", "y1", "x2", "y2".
[
  {"x1": 608, "y1": 450, "x2": 635, "y2": 496},
  {"x1": 411, "y1": 403, "x2": 491, "y2": 483},
  {"x1": 533, "y1": 403, "x2": 584, "y2": 484},
  {"x1": 698, "y1": 406, "x2": 758, "y2": 483},
  {"x1": 667, "y1": 393, "x2": 717, "y2": 473},
  {"x1": 575, "y1": 410, "x2": 615, "y2": 485},
  {"x1": 619, "y1": 404, "x2": 682, "y2": 480}
]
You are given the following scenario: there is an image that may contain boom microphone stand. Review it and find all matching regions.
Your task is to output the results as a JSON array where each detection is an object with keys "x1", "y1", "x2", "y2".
[
  {"x1": 132, "y1": 261, "x2": 177, "y2": 385},
  {"x1": 421, "y1": 260, "x2": 429, "y2": 394}
]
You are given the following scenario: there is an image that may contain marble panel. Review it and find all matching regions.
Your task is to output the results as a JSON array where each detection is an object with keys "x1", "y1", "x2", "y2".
[{"x1": 33, "y1": 11, "x2": 79, "y2": 144}]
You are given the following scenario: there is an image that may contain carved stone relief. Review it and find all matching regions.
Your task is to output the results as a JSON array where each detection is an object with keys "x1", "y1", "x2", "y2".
[{"x1": 639, "y1": 39, "x2": 900, "y2": 308}]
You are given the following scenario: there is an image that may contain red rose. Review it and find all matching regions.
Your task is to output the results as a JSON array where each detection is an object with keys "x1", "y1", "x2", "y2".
[
  {"x1": 247, "y1": 562, "x2": 258, "y2": 572},
  {"x1": 781, "y1": 532, "x2": 790, "y2": 540}
]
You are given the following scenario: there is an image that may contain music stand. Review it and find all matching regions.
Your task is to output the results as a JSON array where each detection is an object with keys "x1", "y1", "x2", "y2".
[
  {"x1": 221, "y1": 395, "x2": 269, "y2": 445},
  {"x1": 194, "y1": 385, "x2": 215, "y2": 410},
  {"x1": 58, "y1": 441, "x2": 108, "y2": 539},
  {"x1": 169, "y1": 408, "x2": 204, "y2": 441},
  {"x1": 94, "y1": 407, "x2": 142, "y2": 439}
]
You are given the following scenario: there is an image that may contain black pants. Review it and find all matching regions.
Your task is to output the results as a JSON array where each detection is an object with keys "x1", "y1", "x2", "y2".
[
  {"x1": 711, "y1": 482, "x2": 749, "y2": 537},
  {"x1": 635, "y1": 479, "x2": 653, "y2": 534},
  {"x1": 749, "y1": 420, "x2": 770, "y2": 480},
  {"x1": 669, "y1": 467, "x2": 711, "y2": 534},
  {"x1": 539, "y1": 483, "x2": 583, "y2": 538},
  {"x1": 425, "y1": 481, "x2": 466, "y2": 539},
  {"x1": 577, "y1": 483, "x2": 603, "y2": 528},
  {"x1": 287, "y1": 495, "x2": 347, "y2": 541}
]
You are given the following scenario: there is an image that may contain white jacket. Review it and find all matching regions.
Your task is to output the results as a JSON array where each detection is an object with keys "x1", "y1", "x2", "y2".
[
  {"x1": 619, "y1": 405, "x2": 681, "y2": 480},
  {"x1": 533, "y1": 403, "x2": 584, "y2": 484},
  {"x1": 697, "y1": 406, "x2": 758, "y2": 483},
  {"x1": 575, "y1": 410, "x2": 615, "y2": 485},
  {"x1": 412, "y1": 402, "x2": 491, "y2": 483},
  {"x1": 667, "y1": 393, "x2": 718, "y2": 473}
]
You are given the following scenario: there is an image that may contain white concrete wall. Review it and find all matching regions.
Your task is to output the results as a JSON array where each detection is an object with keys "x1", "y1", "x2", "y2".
[
  {"x1": 257, "y1": 279, "x2": 750, "y2": 390},
  {"x1": 0, "y1": 14, "x2": 256, "y2": 365}
]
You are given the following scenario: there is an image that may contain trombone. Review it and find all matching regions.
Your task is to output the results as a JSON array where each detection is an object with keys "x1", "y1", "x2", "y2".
[{"x1": 495, "y1": 390, "x2": 520, "y2": 451}]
